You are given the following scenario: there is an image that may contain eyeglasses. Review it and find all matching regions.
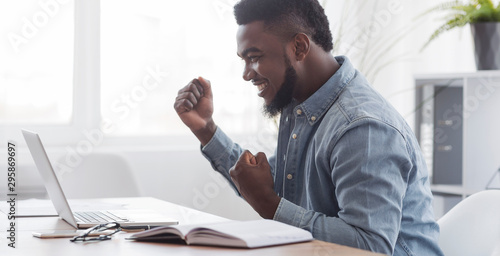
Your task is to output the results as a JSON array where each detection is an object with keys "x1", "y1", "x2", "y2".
[{"x1": 70, "y1": 222, "x2": 122, "y2": 242}]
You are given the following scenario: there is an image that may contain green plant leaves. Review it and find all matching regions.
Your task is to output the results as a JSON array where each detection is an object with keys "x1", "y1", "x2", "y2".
[{"x1": 420, "y1": 0, "x2": 500, "y2": 50}]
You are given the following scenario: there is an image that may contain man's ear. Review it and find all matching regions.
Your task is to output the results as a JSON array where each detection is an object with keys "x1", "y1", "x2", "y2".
[{"x1": 292, "y1": 33, "x2": 310, "y2": 61}]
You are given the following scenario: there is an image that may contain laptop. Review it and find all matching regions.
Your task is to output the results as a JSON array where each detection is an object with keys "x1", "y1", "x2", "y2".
[{"x1": 22, "y1": 129, "x2": 178, "y2": 229}]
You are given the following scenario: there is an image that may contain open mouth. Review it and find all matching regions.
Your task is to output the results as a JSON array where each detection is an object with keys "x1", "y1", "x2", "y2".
[
  {"x1": 253, "y1": 80, "x2": 269, "y2": 97},
  {"x1": 257, "y1": 82, "x2": 268, "y2": 93}
]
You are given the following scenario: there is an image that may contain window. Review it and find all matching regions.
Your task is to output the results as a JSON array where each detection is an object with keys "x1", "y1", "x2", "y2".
[
  {"x1": 1, "y1": 0, "x2": 277, "y2": 148},
  {"x1": 101, "y1": 0, "x2": 271, "y2": 137},
  {"x1": 0, "y1": 0, "x2": 74, "y2": 125}
]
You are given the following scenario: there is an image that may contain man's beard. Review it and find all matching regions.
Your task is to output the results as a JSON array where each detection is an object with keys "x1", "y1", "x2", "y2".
[{"x1": 263, "y1": 56, "x2": 297, "y2": 118}]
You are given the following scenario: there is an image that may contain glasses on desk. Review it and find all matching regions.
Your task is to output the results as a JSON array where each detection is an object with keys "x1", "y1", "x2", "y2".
[{"x1": 70, "y1": 222, "x2": 122, "y2": 242}]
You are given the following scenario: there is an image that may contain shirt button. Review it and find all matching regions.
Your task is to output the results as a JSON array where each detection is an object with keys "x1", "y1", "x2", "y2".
[
  {"x1": 296, "y1": 109, "x2": 302, "y2": 115},
  {"x1": 292, "y1": 134, "x2": 297, "y2": 139},
  {"x1": 311, "y1": 116, "x2": 317, "y2": 121},
  {"x1": 285, "y1": 116, "x2": 289, "y2": 122},
  {"x1": 287, "y1": 174, "x2": 293, "y2": 180}
]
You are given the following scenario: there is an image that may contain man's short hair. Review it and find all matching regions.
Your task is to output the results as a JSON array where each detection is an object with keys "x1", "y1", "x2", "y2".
[{"x1": 234, "y1": 0, "x2": 333, "y2": 52}]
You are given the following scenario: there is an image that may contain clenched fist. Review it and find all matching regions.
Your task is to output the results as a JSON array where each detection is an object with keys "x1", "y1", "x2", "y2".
[
  {"x1": 174, "y1": 77, "x2": 216, "y2": 145},
  {"x1": 229, "y1": 150, "x2": 280, "y2": 219}
]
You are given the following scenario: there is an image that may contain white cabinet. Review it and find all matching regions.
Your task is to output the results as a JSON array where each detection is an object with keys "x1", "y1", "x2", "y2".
[{"x1": 414, "y1": 71, "x2": 500, "y2": 218}]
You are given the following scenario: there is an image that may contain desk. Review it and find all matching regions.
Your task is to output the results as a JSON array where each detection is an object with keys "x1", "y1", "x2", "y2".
[{"x1": 0, "y1": 197, "x2": 384, "y2": 256}]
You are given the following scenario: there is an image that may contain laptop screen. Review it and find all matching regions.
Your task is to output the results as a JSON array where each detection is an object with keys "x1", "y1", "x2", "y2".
[{"x1": 22, "y1": 129, "x2": 79, "y2": 227}]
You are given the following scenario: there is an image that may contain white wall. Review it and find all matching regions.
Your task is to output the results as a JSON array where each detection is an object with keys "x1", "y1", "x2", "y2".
[
  {"x1": 1, "y1": 140, "x2": 261, "y2": 220},
  {"x1": 324, "y1": 0, "x2": 477, "y2": 128},
  {"x1": 1, "y1": 0, "x2": 494, "y2": 221}
]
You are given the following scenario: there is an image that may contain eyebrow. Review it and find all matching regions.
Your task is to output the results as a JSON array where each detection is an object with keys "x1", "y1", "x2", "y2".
[{"x1": 238, "y1": 47, "x2": 262, "y2": 58}]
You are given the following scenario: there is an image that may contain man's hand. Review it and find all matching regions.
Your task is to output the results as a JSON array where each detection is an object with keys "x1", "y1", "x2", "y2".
[
  {"x1": 229, "y1": 151, "x2": 281, "y2": 219},
  {"x1": 174, "y1": 77, "x2": 216, "y2": 146}
]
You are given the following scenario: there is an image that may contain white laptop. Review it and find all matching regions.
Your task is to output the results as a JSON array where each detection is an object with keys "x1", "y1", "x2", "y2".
[{"x1": 22, "y1": 129, "x2": 178, "y2": 229}]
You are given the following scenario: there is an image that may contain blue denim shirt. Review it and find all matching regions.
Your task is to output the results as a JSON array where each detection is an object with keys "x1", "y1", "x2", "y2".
[{"x1": 201, "y1": 56, "x2": 443, "y2": 255}]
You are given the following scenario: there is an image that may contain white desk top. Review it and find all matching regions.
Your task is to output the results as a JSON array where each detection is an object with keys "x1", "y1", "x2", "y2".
[{"x1": 0, "y1": 197, "x2": 383, "y2": 256}]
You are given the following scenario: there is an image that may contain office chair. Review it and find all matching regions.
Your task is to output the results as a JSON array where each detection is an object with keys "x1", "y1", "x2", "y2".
[
  {"x1": 58, "y1": 153, "x2": 141, "y2": 199},
  {"x1": 437, "y1": 190, "x2": 500, "y2": 256}
]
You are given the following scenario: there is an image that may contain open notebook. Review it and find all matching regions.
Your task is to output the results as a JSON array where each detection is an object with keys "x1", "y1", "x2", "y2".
[{"x1": 128, "y1": 219, "x2": 313, "y2": 248}]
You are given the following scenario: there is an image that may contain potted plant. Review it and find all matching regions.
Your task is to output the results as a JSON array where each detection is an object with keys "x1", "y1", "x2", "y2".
[{"x1": 422, "y1": 0, "x2": 500, "y2": 70}]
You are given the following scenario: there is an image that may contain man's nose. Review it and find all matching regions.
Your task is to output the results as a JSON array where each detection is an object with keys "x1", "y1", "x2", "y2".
[{"x1": 242, "y1": 64, "x2": 256, "y2": 81}]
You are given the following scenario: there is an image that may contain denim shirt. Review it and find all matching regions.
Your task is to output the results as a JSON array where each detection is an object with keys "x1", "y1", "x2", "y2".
[{"x1": 201, "y1": 56, "x2": 443, "y2": 256}]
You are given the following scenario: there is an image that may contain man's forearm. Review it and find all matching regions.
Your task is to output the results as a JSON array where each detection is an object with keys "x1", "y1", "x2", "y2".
[
  {"x1": 251, "y1": 192, "x2": 280, "y2": 219},
  {"x1": 273, "y1": 198, "x2": 393, "y2": 254},
  {"x1": 192, "y1": 119, "x2": 217, "y2": 146},
  {"x1": 200, "y1": 127, "x2": 244, "y2": 194}
]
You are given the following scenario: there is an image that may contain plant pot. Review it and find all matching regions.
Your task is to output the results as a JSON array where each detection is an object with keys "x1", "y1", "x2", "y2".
[{"x1": 470, "y1": 22, "x2": 500, "y2": 70}]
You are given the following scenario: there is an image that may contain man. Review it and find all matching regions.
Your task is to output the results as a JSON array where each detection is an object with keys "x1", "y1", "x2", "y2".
[{"x1": 174, "y1": 0, "x2": 443, "y2": 255}]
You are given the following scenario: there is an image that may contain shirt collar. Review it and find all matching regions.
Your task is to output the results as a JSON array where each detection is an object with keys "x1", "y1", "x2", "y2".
[{"x1": 294, "y1": 56, "x2": 356, "y2": 125}]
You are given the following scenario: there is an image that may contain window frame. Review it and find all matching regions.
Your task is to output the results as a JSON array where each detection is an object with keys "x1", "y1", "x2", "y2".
[
  {"x1": 2, "y1": 0, "x2": 99, "y2": 146},
  {"x1": 2, "y1": 0, "x2": 277, "y2": 149}
]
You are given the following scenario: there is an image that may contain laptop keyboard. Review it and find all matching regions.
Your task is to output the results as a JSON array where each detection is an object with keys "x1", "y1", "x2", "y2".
[{"x1": 74, "y1": 211, "x2": 128, "y2": 223}]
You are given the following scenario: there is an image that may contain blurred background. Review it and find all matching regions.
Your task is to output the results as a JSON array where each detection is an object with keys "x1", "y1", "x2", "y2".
[{"x1": 1, "y1": 0, "x2": 497, "y2": 221}]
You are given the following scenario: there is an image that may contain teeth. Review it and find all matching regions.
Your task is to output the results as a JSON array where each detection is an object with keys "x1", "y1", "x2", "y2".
[{"x1": 257, "y1": 82, "x2": 268, "y2": 92}]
